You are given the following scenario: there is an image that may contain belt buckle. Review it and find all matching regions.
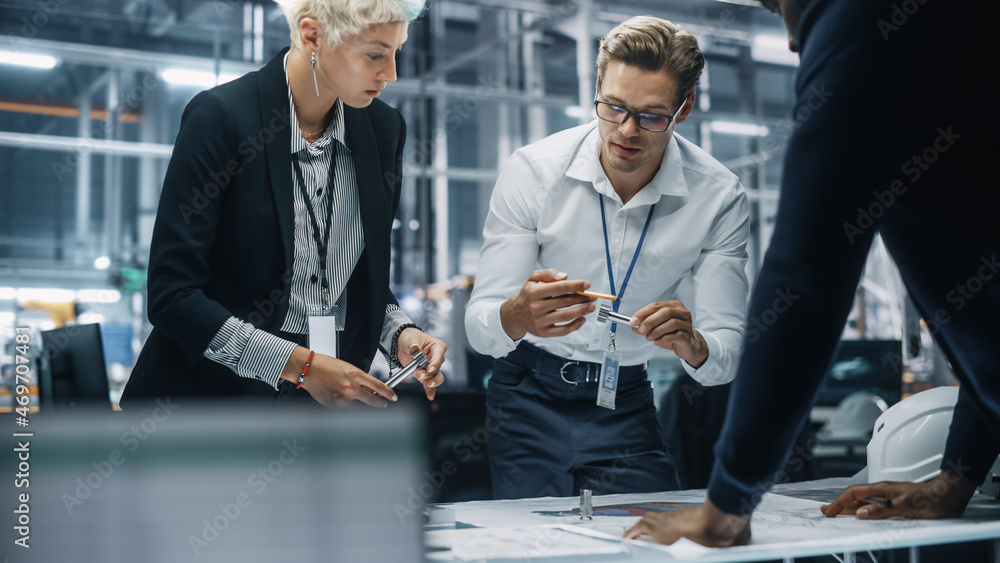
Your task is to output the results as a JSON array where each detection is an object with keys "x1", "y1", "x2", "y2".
[
  {"x1": 560, "y1": 361, "x2": 594, "y2": 385},
  {"x1": 559, "y1": 361, "x2": 581, "y2": 385}
]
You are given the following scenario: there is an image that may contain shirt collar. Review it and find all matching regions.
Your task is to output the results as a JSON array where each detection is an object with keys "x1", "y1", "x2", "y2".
[
  {"x1": 283, "y1": 52, "x2": 347, "y2": 156},
  {"x1": 566, "y1": 121, "x2": 689, "y2": 207}
]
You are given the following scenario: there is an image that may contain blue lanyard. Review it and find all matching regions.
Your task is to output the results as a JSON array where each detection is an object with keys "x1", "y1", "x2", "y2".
[{"x1": 599, "y1": 193, "x2": 656, "y2": 333}]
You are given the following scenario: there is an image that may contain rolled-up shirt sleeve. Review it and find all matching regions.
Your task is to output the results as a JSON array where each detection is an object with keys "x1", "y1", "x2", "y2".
[
  {"x1": 380, "y1": 302, "x2": 416, "y2": 366},
  {"x1": 204, "y1": 316, "x2": 297, "y2": 390}
]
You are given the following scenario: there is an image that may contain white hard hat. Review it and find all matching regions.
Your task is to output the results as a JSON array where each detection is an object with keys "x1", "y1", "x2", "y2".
[
  {"x1": 867, "y1": 386, "x2": 959, "y2": 484},
  {"x1": 868, "y1": 386, "x2": 1000, "y2": 496},
  {"x1": 823, "y1": 391, "x2": 888, "y2": 441}
]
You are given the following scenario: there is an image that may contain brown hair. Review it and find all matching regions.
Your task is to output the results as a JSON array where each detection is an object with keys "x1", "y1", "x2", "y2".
[{"x1": 596, "y1": 16, "x2": 705, "y2": 108}]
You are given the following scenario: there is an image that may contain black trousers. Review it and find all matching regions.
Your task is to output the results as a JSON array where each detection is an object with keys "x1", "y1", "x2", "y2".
[{"x1": 486, "y1": 342, "x2": 680, "y2": 499}]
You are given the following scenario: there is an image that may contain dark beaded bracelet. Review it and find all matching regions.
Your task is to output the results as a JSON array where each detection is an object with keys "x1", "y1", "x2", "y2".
[{"x1": 390, "y1": 323, "x2": 421, "y2": 368}]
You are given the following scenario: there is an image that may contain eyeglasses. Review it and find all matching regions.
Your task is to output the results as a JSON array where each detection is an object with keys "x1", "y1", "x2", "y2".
[{"x1": 593, "y1": 98, "x2": 685, "y2": 132}]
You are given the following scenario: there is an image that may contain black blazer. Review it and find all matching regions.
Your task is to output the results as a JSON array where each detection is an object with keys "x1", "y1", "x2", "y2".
[{"x1": 121, "y1": 48, "x2": 405, "y2": 408}]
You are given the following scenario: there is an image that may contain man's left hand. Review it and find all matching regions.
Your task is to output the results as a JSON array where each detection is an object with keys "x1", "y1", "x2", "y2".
[
  {"x1": 623, "y1": 499, "x2": 751, "y2": 547},
  {"x1": 396, "y1": 328, "x2": 447, "y2": 400},
  {"x1": 631, "y1": 300, "x2": 708, "y2": 368},
  {"x1": 820, "y1": 470, "x2": 977, "y2": 520}
]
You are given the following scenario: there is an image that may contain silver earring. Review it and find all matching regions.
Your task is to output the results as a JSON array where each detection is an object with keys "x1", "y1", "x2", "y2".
[{"x1": 311, "y1": 52, "x2": 320, "y2": 97}]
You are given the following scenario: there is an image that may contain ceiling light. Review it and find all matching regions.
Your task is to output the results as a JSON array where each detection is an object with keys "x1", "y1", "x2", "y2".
[
  {"x1": 77, "y1": 289, "x2": 121, "y2": 304},
  {"x1": 751, "y1": 34, "x2": 799, "y2": 66},
  {"x1": 0, "y1": 50, "x2": 57, "y2": 69},
  {"x1": 161, "y1": 68, "x2": 239, "y2": 88},
  {"x1": 16, "y1": 288, "x2": 76, "y2": 302},
  {"x1": 709, "y1": 120, "x2": 770, "y2": 136}
]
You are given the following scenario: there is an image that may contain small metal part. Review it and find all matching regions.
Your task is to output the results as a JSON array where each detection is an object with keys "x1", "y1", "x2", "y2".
[
  {"x1": 596, "y1": 304, "x2": 632, "y2": 325},
  {"x1": 424, "y1": 505, "x2": 456, "y2": 529},
  {"x1": 386, "y1": 349, "x2": 430, "y2": 388},
  {"x1": 580, "y1": 489, "x2": 593, "y2": 520}
]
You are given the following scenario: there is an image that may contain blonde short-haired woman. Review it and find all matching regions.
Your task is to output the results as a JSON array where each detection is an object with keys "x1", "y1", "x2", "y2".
[{"x1": 123, "y1": 0, "x2": 446, "y2": 409}]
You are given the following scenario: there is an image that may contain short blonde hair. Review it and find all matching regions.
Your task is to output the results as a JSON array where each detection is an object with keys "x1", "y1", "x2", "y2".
[
  {"x1": 596, "y1": 16, "x2": 705, "y2": 108},
  {"x1": 275, "y1": 0, "x2": 425, "y2": 48}
]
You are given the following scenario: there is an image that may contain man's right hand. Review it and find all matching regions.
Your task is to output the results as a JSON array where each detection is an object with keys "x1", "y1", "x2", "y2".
[
  {"x1": 281, "y1": 346, "x2": 396, "y2": 408},
  {"x1": 499, "y1": 269, "x2": 596, "y2": 341}
]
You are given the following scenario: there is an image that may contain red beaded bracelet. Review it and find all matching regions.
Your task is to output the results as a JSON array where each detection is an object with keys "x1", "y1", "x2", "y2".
[{"x1": 296, "y1": 350, "x2": 315, "y2": 389}]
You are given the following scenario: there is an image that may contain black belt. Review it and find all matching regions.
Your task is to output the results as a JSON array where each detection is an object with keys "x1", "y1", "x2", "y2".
[{"x1": 505, "y1": 341, "x2": 646, "y2": 385}]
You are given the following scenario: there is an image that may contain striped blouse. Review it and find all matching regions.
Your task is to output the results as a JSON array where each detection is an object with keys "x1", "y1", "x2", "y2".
[{"x1": 202, "y1": 55, "x2": 412, "y2": 389}]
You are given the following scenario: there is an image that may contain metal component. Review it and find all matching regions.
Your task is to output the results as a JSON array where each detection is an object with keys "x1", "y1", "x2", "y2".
[
  {"x1": 75, "y1": 84, "x2": 92, "y2": 260},
  {"x1": 596, "y1": 304, "x2": 632, "y2": 325},
  {"x1": 386, "y1": 349, "x2": 431, "y2": 388},
  {"x1": 560, "y1": 361, "x2": 583, "y2": 385},
  {"x1": 0, "y1": 131, "x2": 174, "y2": 158},
  {"x1": 558, "y1": 361, "x2": 598, "y2": 385},
  {"x1": 580, "y1": 489, "x2": 593, "y2": 520}
]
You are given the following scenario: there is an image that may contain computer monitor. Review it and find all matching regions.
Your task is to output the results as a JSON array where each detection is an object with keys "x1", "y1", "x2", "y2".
[
  {"x1": 39, "y1": 323, "x2": 111, "y2": 409},
  {"x1": 815, "y1": 339, "x2": 903, "y2": 407}
]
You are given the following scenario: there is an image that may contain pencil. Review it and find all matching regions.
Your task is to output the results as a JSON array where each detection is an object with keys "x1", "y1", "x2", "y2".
[
  {"x1": 575, "y1": 289, "x2": 618, "y2": 301},
  {"x1": 538, "y1": 281, "x2": 618, "y2": 301}
]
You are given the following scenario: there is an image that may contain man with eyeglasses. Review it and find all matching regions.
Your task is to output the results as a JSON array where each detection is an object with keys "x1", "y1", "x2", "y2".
[{"x1": 465, "y1": 16, "x2": 751, "y2": 500}]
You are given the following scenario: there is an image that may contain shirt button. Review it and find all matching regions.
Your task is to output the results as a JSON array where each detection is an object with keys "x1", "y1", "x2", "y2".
[{"x1": 310, "y1": 274, "x2": 318, "y2": 284}]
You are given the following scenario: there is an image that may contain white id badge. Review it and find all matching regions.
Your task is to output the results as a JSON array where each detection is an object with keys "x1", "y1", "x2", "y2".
[
  {"x1": 307, "y1": 302, "x2": 344, "y2": 359},
  {"x1": 596, "y1": 333, "x2": 621, "y2": 410}
]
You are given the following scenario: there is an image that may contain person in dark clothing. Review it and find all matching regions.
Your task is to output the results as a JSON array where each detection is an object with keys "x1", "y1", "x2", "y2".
[{"x1": 625, "y1": 0, "x2": 997, "y2": 546}]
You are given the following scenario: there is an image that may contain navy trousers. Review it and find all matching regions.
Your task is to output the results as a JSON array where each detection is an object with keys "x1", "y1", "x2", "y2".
[{"x1": 486, "y1": 342, "x2": 680, "y2": 499}]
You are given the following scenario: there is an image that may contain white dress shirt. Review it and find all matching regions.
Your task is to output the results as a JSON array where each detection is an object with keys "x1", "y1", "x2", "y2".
[{"x1": 465, "y1": 121, "x2": 749, "y2": 385}]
